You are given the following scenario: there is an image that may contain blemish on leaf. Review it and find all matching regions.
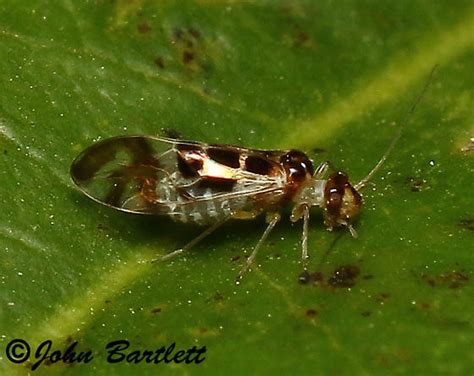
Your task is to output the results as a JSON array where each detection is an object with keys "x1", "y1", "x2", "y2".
[
  {"x1": 292, "y1": 29, "x2": 314, "y2": 48},
  {"x1": 170, "y1": 25, "x2": 210, "y2": 75},
  {"x1": 458, "y1": 218, "x2": 474, "y2": 232},
  {"x1": 306, "y1": 309, "x2": 318, "y2": 318},
  {"x1": 311, "y1": 147, "x2": 326, "y2": 154},
  {"x1": 188, "y1": 27, "x2": 201, "y2": 39},
  {"x1": 137, "y1": 21, "x2": 151, "y2": 34},
  {"x1": 97, "y1": 223, "x2": 109, "y2": 231},
  {"x1": 419, "y1": 301, "x2": 431, "y2": 310},
  {"x1": 421, "y1": 270, "x2": 469, "y2": 289},
  {"x1": 183, "y1": 50, "x2": 195, "y2": 65},
  {"x1": 361, "y1": 311, "x2": 371, "y2": 317},
  {"x1": 207, "y1": 292, "x2": 225, "y2": 303},
  {"x1": 154, "y1": 56, "x2": 165, "y2": 69},
  {"x1": 172, "y1": 27, "x2": 184, "y2": 41},
  {"x1": 405, "y1": 176, "x2": 430, "y2": 192},
  {"x1": 151, "y1": 307, "x2": 162, "y2": 314},
  {"x1": 375, "y1": 292, "x2": 391, "y2": 304},
  {"x1": 327, "y1": 265, "x2": 360, "y2": 288}
]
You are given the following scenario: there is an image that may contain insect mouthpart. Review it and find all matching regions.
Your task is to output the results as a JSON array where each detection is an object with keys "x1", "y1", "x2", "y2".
[{"x1": 323, "y1": 171, "x2": 362, "y2": 234}]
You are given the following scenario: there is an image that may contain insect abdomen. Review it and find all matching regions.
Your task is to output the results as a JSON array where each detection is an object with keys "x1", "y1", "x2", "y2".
[{"x1": 167, "y1": 195, "x2": 237, "y2": 225}]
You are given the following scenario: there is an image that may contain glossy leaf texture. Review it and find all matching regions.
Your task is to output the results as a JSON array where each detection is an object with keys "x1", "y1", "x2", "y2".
[{"x1": 1, "y1": 1, "x2": 473, "y2": 375}]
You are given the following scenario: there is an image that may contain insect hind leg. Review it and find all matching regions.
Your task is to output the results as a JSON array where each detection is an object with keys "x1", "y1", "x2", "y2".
[
  {"x1": 236, "y1": 212, "x2": 281, "y2": 284},
  {"x1": 150, "y1": 218, "x2": 230, "y2": 264}
]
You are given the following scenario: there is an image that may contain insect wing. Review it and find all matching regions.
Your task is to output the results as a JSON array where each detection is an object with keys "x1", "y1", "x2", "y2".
[
  {"x1": 71, "y1": 136, "x2": 288, "y2": 219},
  {"x1": 71, "y1": 136, "x2": 180, "y2": 214}
]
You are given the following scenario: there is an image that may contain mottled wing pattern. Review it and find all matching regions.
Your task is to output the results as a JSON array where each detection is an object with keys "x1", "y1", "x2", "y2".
[{"x1": 71, "y1": 136, "x2": 289, "y2": 225}]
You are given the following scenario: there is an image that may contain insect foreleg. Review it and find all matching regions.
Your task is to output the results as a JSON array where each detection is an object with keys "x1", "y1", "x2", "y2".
[
  {"x1": 314, "y1": 161, "x2": 330, "y2": 178},
  {"x1": 236, "y1": 212, "x2": 281, "y2": 283},
  {"x1": 151, "y1": 217, "x2": 231, "y2": 264}
]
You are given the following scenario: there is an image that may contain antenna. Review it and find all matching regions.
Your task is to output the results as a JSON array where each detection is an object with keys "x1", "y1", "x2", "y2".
[{"x1": 354, "y1": 65, "x2": 438, "y2": 191}]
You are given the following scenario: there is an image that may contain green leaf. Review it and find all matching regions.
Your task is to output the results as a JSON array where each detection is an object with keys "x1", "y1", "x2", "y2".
[{"x1": 1, "y1": 1, "x2": 473, "y2": 374}]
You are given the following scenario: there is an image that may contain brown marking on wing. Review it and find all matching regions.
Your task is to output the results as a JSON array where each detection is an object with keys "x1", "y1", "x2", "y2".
[
  {"x1": 176, "y1": 142, "x2": 203, "y2": 152},
  {"x1": 176, "y1": 142, "x2": 207, "y2": 179},
  {"x1": 197, "y1": 177, "x2": 237, "y2": 192},
  {"x1": 207, "y1": 147, "x2": 240, "y2": 168},
  {"x1": 71, "y1": 137, "x2": 162, "y2": 208},
  {"x1": 177, "y1": 153, "x2": 202, "y2": 178},
  {"x1": 245, "y1": 155, "x2": 275, "y2": 175},
  {"x1": 71, "y1": 137, "x2": 159, "y2": 183},
  {"x1": 104, "y1": 179, "x2": 128, "y2": 207}
]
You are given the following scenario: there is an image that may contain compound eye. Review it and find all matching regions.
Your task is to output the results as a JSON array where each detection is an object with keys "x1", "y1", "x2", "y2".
[{"x1": 328, "y1": 189, "x2": 342, "y2": 207}]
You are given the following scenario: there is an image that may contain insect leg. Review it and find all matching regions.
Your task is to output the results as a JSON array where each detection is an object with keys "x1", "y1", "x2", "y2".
[
  {"x1": 151, "y1": 217, "x2": 230, "y2": 264},
  {"x1": 300, "y1": 204, "x2": 310, "y2": 271},
  {"x1": 236, "y1": 212, "x2": 281, "y2": 283},
  {"x1": 314, "y1": 161, "x2": 330, "y2": 178}
]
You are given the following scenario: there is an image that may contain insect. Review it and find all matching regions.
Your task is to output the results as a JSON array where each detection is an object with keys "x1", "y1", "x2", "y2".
[
  {"x1": 69, "y1": 132, "x2": 389, "y2": 282},
  {"x1": 70, "y1": 70, "x2": 435, "y2": 283}
]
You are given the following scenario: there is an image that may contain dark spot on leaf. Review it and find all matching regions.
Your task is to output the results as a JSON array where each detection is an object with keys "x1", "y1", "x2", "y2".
[
  {"x1": 97, "y1": 223, "x2": 108, "y2": 231},
  {"x1": 173, "y1": 27, "x2": 184, "y2": 40},
  {"x1": 327, "y1": 265, "x2": 360, "y2": 288},
  {"x1": 230, "y1": 255, "x2": 240, "y2": 262},
  {"x1": 458, "y1": 218, "x2": 474, "y2": 231},
  {"x1": 375, "y1": 292, "x2": 391, "y2": 303},
  {"x1": 154, "y1": 56, "x2": 165, "y2": 69},
  {"x1": 293, "y1": 30, "x2": 313, "y2": 48},
  {"x1": 421, "y1": 270, "x2": 469, "y2": 289},
  {"x1": 306, "y1": 309, "x2": 318, "y2": 317},
  {"x1": 137, "y1": 22, "x2": 151, "y2": 34},
  {"x1": 311, "y1": 147, "x2": 326, "y2": 154},
  {"x1": 151, "y1": 307, "x2": 162, "y2": 314},
  {"x1": 419, "y1": 302, "x2": 431, "y2": 309},
  {"x1": 405, "y1": 176, "x2": 429, "y2": 192},
  {"x1": 183, "y1": 50, "x2": 194, "y2": 64},
  {"x1": 3, "y1": 149, "x2": 7, "y2": 155},
  {"x1": 363, "y1": 274, "x2": 374, "y2": 279},
  {"x1": 188, "y1": 27, "x2": 201, "y2": 39},
  {"x1": 361, "y1": 311, "x2": 371, "y2": 317},
  {"x1": 44, "y1": 359, "x2": 53, "y2": 366},
  {"x1": 199, "y1": 327, "x2": 208, "y2": 334},
  {"x1": 207, "y1": 292, "x2": 225, "y2": 303}
]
